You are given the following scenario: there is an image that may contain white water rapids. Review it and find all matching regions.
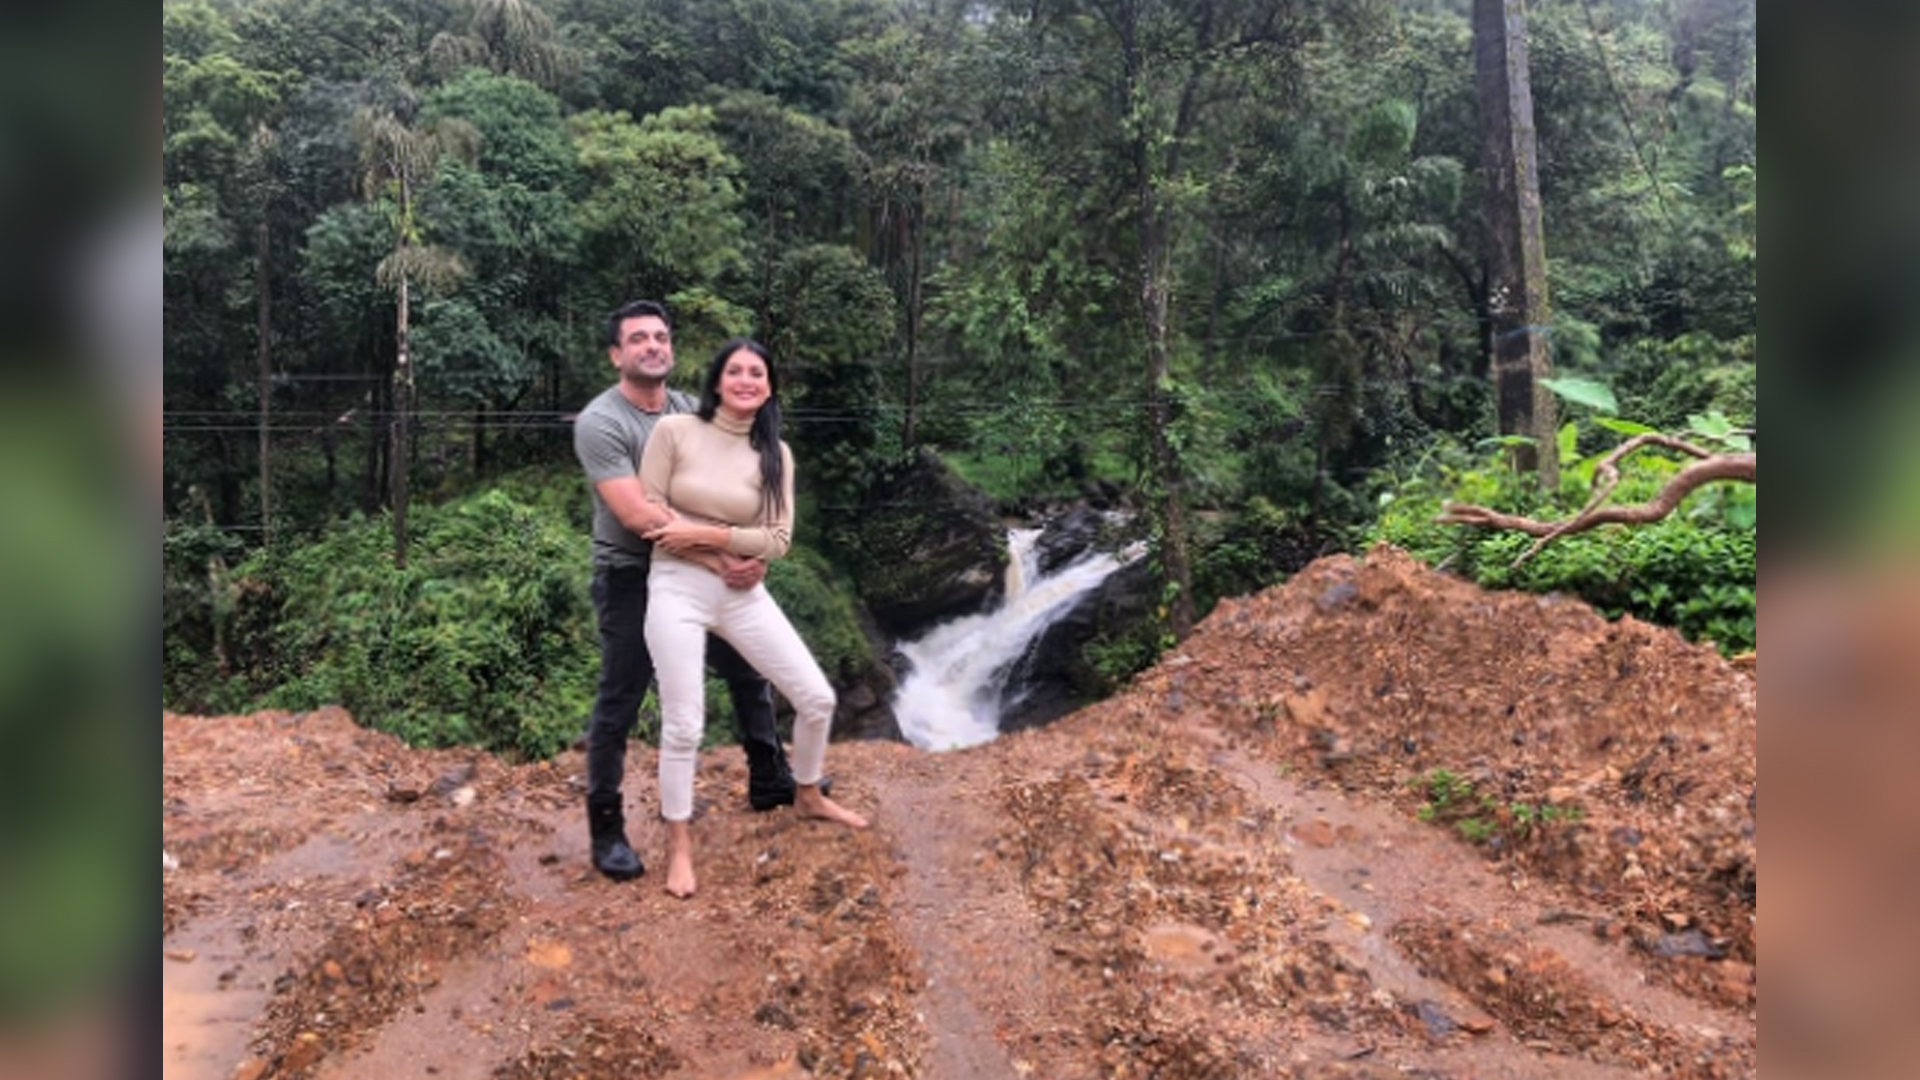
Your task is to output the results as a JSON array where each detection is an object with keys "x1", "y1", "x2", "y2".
[{"x1": 893, "y1": 528, "x2": 1145, "y2": 751}]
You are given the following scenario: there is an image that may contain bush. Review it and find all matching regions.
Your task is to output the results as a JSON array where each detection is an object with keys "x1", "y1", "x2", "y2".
[
  {"x1": 1192, "y1": 497, "x2": 1321, "y2": 616},
  {"x1": 1610, "y1": 332, "x2": 1756, "y2": 433},
  {"x1": 162, "y1": 483, "x2": 880, "y2": 759},
  {"x1": 162, "y1": 518, "x2": 252, "y2": 712},
  {"x1": 764, "y1": 544, "x2": 877, "y2": 685},
  {"x1": 1371, "y1": 437, "x2": 1756, "y2": 654},
  {"x1": 234, "y1": 490, "x2": 602, "y2": 759}
]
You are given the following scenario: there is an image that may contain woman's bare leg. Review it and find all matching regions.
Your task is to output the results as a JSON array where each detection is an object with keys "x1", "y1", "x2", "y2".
[
  {"x1": 794, "y1": 784, "x2": 868, "y2": 829},
  {"x1": 664, "y1": 820, "x2": 696, "y2": 898}
]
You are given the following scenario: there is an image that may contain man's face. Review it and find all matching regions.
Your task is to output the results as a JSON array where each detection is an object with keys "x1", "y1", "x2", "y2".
[{"x1": 608, "y1": 315, "x2": 674, "y2": 385}]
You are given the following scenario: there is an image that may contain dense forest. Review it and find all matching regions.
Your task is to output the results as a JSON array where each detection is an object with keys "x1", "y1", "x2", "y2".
[{"x1": 162, "y1": 0, "x2": 1757, "y2": 757}]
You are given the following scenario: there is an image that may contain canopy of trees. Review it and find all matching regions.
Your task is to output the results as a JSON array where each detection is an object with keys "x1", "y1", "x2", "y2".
[{"x1": 164, "y1": 0, "x2": 1756, "y2": 654}]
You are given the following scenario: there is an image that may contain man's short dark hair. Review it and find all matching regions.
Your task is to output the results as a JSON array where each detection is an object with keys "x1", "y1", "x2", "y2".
[{"x1": 605, "y1": 300, "x2": 672, "y2": 348}]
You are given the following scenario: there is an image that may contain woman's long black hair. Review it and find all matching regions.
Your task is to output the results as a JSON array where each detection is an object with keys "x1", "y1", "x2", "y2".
[{"x1": 697, "y1": 338, "x2": 786, "y2": 518}]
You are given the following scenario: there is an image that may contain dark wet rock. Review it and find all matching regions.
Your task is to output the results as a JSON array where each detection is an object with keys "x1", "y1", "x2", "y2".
[
  {"x1": 754, "y1": 1001, "x2": 797, "y2": 1030},
  {"x1": 1317, "y1": 581, "x2": 1360, "y2": 611},
  {"x1": 426, "y1": 763, "x2": 477, "y2": 798},
  {"x1": 1646, "y1": 929, "x2": 1726, "y2": 959},
  {"x1": 998, "y1": 557, "x2": 1158, "y2": 735},
  {"x1": 841, "y1": 450, "x2": 1006, "y2": 637},
  {"x1": 1032, "y1": 506, "x2": 1108, "y2": 576},
  {"x1": 1409, "y1": 999, "x2": 1458, "y2": 1040}
]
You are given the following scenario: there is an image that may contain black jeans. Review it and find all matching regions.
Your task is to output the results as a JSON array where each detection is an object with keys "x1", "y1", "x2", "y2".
[{"x1": 584, "y1": 562, "x2": 786, "y2": 800}]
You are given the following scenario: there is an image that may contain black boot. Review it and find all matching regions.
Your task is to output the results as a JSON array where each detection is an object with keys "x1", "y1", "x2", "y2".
[
  {"x1": 746, "y1": 749, "x2": 832, "y2": 812},
  {"x1": 586, "y1": 793, "x2": 643, "y2": 881},
  {"x1": 727, "y1": 667, "x2": 831, "y2": 811}
]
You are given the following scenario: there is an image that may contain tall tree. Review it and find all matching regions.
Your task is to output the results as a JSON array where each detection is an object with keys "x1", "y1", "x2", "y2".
[
  {"x1": 429, "y1": 0, "x2": 581, "y2": 88},
  {"x1": 569, "y1": 105, "x2": 750, "y2": 333},
  {"x1": 1010, "y1": 0, "x2": 1353, "y2": 638},
  {"x1": 1473, "y1": 0, "x2": 1557, "y2": 488},
  {"x1": 709, "y1": 90, "x2": 858, "y2": 328},
  {"x1": 415, "y1": 71, "x2": 584, "y2": 469},
  {"x1": 843, "y1": 18, "x2": 979, "y2": 448},
  {"x1": 352, "y1": 106, "x2": 477, "y2": 566},
  {"x1": 164, "y1": 0, "x2": 293, "y2": 523}
]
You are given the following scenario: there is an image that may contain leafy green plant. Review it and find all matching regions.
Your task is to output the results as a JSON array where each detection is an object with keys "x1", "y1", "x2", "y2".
[
  {"x1": 1411, "y1": 769, "x2": 1584, "y2": 849},
  {"x1": 1371, "y1": 383, "x2": 1756, "y2": 654},
  {"x1": 162, "y1": 484, "x2": 880, "y2": 760},
  {"x1": 239, "y1": 490, "x2": 602, "y2": 759}
]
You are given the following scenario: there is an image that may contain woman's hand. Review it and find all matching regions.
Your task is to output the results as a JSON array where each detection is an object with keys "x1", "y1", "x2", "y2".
[
  {"x1": 717, "y1": 553, "x2": 767, "y2": 591},
  {"x1": 645, "y1": 518, "x2": 724, "y2": 557}
]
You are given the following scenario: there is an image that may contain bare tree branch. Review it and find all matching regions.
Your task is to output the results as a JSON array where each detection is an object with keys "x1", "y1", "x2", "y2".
[{"x1": 1438, "y1": 434, "x2": 1756, "y2": 567}]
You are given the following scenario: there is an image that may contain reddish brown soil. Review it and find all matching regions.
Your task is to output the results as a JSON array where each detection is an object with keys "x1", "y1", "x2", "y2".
[{"x1": 163, "y1": 545, "x2": 1756, "y2": 1080}]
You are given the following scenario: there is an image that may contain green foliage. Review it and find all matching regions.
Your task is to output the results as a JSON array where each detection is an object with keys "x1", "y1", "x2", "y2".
[
  {"x1": 1080, "y1": 626, "x2": 1166, "y2": 698},
  {"x1": 161, "y1": 478, "x2": 876, "y2": 759},
  {"x1": 424, "y1": 69, "x2": 578, "y2": 190},
  {"x1": 162, "y1": 518, "x2": 253, "y2": 713},
  {"x1": 1610, "y1": 331, "x2": 1757, "y2": 433},
  {"x1": 236, "y1": 491, "x2": 597, "y2": 759},
  {"x1": 570, "y1": 105, "x2": 746, "y2": 300},
  {"x1": 710, "y1": 88, "x2": 858, "y2": 252},
  {"x1": 1373, "y1": 429, "x2": 1756, "y2": 654},
  {"x1": 1540, "y1": 376, "x2": 1619, "y2": 415},
  {"x1": 767, "y1": 242, "x2": 899, "y2": 519},
  {"x1": 1193, "y1": 497, "x2": 1314, "y2": 617},
  {"x1": 1411, "y1": 769, "x2": 1584, "y2": 850},
  {"x1": 764, "y1": 545, "x2": 876, "y2": 685}
]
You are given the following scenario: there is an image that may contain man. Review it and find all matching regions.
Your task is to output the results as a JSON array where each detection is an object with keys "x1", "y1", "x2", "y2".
[{"x1": 574, "y1": 300, "x2": 823, "y2": 881}]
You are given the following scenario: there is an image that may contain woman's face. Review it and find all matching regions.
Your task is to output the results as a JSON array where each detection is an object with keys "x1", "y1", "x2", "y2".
[{"x1": 718, "y1": 349, "x2": 772, "y2": 415}]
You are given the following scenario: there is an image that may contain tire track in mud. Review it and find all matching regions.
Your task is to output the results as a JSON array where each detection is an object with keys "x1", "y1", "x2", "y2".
[
  {"x1": 1192, "y1": 715, "x2": 1756, "y2": 1079},
  {"x1": 163, "y1": 812, "x2": 440, "y2": 1080},
  {"x1": 874, "y1": 746, "x2": 1061, "y2": 1080}
]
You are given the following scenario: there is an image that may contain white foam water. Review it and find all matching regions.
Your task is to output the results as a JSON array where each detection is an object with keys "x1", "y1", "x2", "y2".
[{"x1": 893, "y1": 528, "x2": 1143, "y2": 751}]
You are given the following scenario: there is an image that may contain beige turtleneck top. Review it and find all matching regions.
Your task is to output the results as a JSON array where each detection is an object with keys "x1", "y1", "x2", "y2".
[{"x1": 638, "y1": 412, "x2": 795, "y2": 560}]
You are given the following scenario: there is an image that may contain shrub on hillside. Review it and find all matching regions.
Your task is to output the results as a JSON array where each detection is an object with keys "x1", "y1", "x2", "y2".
[
  {"x1": 1371, "y1": 439, "x2": 1756, "y2": 654},
  {"x1": 235, "y1": 490, "x2": 601, "y2": 759},
  {"x1": 164, "y1": 485, "x2": 880, "y2": 758}
]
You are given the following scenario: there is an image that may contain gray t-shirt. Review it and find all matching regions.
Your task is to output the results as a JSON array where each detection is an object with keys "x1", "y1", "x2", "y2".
[{"x1": 574, "y1": 384, "x2": 699, "y2": 568}]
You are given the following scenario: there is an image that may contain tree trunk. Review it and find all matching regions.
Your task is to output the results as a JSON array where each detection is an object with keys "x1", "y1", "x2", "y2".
[
  {"x1": 365, "y1": 368, "x2": 385, "y2": 516},
  {"x1": 390, "y1": 269, "x2": 412, "y2": 568},
  {"x1": 255, "y1": 220, "x2": 273, "y2": 545},
  {"x1": 902, "y1": 190, "x2": 924, "y2": 449},
  {"x1": 323, "y1": 421, "x2": 338, "y2": 504},
  {"x1": 1474, "y1": 0, "x2": 1558, "y2": 489},
  {"x1": 1203, "y1": 214, "x2": 1227, "y2": 376},
  {"x1": 473, "y1": 403, "x2": 487, "y2": 479},
  {"x1": 1332, "y1": 193, "x2": 1355, "y2": 331},
  {"x1": 1138, "y1": 182, "x2": 1194, "y2": 639}
]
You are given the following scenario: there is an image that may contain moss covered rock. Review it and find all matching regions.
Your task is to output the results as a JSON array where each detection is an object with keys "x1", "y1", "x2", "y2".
[{"x1": 835, "y1": 449, "x2": 1008, "y2": 637}]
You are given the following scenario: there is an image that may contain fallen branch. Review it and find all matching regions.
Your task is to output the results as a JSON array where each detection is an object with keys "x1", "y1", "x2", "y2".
[{"x1": 1438, "y1": 434, "x2": 1757, "y2": 567}]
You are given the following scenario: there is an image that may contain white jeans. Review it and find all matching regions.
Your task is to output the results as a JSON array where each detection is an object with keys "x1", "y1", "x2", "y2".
[{"x1": 645, "y1": 557, "x2": 836, "y2": 822}]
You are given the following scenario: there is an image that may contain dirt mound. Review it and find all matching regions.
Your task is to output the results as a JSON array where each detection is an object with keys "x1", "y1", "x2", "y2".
[
  {"x1": 1149, "y1": 546, "x2": 1757, "y2": 992},
  {"x1": 163, "y1": 546, "x2": 1755, "y2": 1080}
]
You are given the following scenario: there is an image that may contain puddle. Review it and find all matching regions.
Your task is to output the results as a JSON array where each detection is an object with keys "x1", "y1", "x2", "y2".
[{"x1": 162, "y1": 918, "x2": 274, "y2": 1080}]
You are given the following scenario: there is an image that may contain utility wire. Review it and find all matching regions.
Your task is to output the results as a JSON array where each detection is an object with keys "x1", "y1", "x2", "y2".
[{"x1": 1576, "y1": 0, "x2": 1681, "y2": 235}]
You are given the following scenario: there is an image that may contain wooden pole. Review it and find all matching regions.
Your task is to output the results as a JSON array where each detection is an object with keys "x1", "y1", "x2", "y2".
[{"x1": 1474, "y1": 0, "x2": 1559, "y2": 489}]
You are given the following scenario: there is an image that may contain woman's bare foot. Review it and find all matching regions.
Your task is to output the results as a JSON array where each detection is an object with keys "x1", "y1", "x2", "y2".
[
  {"x1": 664, "y1": 822, "x2": 697, "y2": 898},
  {"x1": 794, "y1": 785, "x2": 868, "y2": 829}
]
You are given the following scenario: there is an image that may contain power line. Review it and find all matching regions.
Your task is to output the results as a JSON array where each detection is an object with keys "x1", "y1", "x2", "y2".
[{"x1": 1575, "y1": 0, "x2": 1681, "y2": 235}]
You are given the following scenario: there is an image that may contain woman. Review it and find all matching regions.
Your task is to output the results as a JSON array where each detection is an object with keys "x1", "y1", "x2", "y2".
[{"x1": 639, "y1": 338, "x2": 868, "y2": 898}]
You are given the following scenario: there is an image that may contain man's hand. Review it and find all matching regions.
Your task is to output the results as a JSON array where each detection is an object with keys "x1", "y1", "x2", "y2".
[
  {"x1": 646, "y1": 518, "x2": 725, "y2": 557},
  {"x1": 595, "y1": 475, "x2": 676, "y2": 535},
  {"x1": 718, "y1": 553, "x2": 767, "y2": 590}
]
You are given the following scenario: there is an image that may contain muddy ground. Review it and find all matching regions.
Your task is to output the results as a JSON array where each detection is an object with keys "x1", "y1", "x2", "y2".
[{"x1": 163, "y1": 546, "x2": 1756, "y2": 1080}]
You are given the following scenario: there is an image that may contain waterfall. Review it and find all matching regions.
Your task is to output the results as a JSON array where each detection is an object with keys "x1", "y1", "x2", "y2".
[{"x1": 893, "y1": 528, "x2": 1144, "y2": 751}]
